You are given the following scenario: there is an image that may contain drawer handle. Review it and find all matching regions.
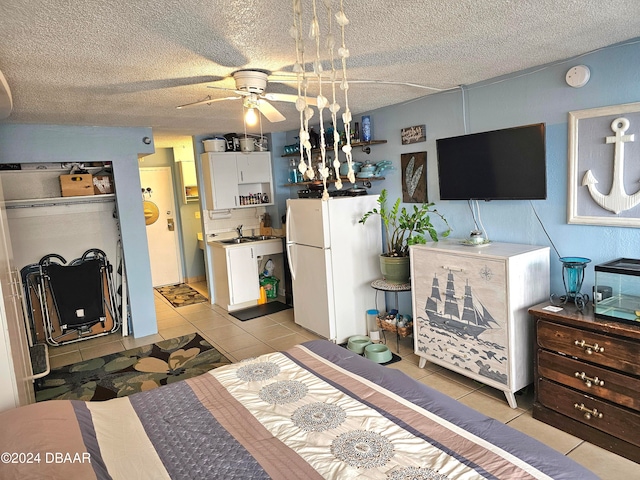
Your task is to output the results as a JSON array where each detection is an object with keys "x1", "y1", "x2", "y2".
[
  {"x1": 574, "y1": 403, "x2": 603, "y2": 420},
  {"x1": 574, "y1": 371, "x2": 605, "y2": 388},
  {"x1": 574, "y1": 340, "x2": 605, "y2": 354}
]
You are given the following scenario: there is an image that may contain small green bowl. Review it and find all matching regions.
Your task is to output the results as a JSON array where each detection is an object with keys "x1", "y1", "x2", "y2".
[
  {"x1": 347, "y1": 335, "x2": 371, "y2": 354},
  {"x1": 364, "y1": 344, "x2": 392, "y2": 363}
]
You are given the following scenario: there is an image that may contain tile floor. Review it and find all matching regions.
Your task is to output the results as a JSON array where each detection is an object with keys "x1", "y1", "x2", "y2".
[{"x1": 47, "y1": 282, "x2": 637, "y2": 479}]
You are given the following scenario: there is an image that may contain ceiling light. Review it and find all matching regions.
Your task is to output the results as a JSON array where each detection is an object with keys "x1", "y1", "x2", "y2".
[{"x1": 245, "y1": 107, "x2": 258, "y2": 126}]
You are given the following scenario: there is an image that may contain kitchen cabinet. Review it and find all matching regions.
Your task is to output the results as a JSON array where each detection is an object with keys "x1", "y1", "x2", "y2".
[
  {"x1": 236, "y1": 152, "x2": 271, "y2": 184},
  {"x1": 529, "y1": 302, "x2": 640, "y2": 463},
  {"x1": 201, "y1": 152, "x2": 273, "y2": 210},
  {"x1": 178, "y1": 160, "x2": 198, "y2": 204},
  {"x1": 410, "y1": 241, "x2": 550, "y2": 408},
  {"x1": 210, "y1": 238, "x2": 283, "y2": 311}
]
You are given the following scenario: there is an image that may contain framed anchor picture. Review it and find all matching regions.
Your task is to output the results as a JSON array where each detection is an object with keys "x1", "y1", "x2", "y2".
[{"x1": 568, "y1": 102, "x2": 640, "y2": 227}]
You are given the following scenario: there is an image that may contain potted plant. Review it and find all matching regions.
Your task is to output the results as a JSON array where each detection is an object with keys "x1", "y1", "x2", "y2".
[{"x1": 359, "y1": 189, "x2": 451, "y2": 283}]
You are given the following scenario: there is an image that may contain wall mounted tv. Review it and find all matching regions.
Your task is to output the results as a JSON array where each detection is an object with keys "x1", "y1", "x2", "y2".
[{"x1": 436, "y1": 123, "x2": 547, "y2": 200}]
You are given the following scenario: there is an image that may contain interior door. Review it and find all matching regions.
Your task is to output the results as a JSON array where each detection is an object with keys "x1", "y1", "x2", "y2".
[{"x1": 139, "y1": 167, "x2": 182, "y2": 287}]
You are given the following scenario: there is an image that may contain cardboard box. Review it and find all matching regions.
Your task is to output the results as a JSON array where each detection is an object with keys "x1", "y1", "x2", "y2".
[
  {"x1": 93, "y1": 174, "x2": 113, "y2": 194},
  {"x1": 60, "y1": 174, "x2": 94, "y2": 197}
]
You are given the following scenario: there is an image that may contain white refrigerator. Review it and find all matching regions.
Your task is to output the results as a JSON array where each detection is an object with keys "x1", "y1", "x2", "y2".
[{"x1": 286, "y1": 195, "x2": 382, "y2": 343}]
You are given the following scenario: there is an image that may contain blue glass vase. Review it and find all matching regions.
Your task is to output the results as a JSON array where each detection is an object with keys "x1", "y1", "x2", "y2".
[{"x1": 552, "y1": 257, "x2": 591, "y2": 310}]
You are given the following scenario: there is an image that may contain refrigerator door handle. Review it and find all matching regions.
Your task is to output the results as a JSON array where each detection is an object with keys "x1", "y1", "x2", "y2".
[
  {"x1": 286, "y1": 242, "x2": 296, "y2": 280},
  {"x1": 285, "y1": 204, "x2": 292, "y2": 241}
]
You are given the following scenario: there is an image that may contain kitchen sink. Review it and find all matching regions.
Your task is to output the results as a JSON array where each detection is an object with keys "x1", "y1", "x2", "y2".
[
  {"x1": 219, "y1": 235, "x2": 279, "y2": 245},
  {"x1": 220, "y1": 237, "x2": 254, "y2": 244},
  {"x1": 245, "y1": 235, "x2": 279, "y2": 241}
]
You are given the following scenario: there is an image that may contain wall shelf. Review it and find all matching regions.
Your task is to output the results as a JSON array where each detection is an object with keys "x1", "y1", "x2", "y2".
[
  {"x1": 4, "y1": 194, "x2": 115, "y2": 209},
  {"x1": 284, "y1": 176, "x2": 385, "y2": 188},
  {"x1": 281, "y1": 140, "x2": 387, "y2": 157}
]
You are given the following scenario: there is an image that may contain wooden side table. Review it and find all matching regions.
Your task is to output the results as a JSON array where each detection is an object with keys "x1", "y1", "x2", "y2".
[{"x1": 370, "y1": 279, "x2": 412, "y2": 353}]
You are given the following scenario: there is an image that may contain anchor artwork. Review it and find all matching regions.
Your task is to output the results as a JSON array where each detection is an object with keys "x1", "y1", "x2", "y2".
[
  {"x1": 582, "y1": 117, "x2": 640, "y2": 214},
  {"x1": 568, "y1": 102, "x2": 640, "y2": 227}
]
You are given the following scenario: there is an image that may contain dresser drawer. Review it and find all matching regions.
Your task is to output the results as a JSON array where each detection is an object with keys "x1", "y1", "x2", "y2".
[
  {"x1": 537, "y1": 319, "x2": 640, "y2": 376},
  {"x1": 537, "y1": 378, "x2": 640, "y2": 447},
  {"x1": 537, "y1": 349, "x2": 640, "y2": 412}
]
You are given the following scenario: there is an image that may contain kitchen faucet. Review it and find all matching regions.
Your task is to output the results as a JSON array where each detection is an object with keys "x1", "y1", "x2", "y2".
[{"x1": 236, "y1": 224, "x2": 243, "y2": 238}]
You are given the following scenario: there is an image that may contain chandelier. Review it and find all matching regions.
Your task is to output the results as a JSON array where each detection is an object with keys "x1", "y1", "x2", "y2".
[{"x1": 291, "y1": 0, "x2": 355, "y2": 200}]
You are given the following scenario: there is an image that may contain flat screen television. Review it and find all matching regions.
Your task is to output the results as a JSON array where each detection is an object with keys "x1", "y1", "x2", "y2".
[{"x1": 436, "y1": 123, "x2": 547, "y2": 200}]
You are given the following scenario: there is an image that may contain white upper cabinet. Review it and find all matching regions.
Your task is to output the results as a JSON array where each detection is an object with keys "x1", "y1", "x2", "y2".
[
  {"x1": 236, "y1": 152, "x2": 271, "y2": 184},
  {"x1": 200, "y1": 152, "x2": 273, "y2": 210}
]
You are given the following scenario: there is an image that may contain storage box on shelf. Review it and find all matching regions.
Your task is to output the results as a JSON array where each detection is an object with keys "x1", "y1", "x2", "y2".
[
  {"x1": 410, "y1": 241, "x2": 550, "y2": 408},
  {"x1": 60, "y1": 174, "x2": 94, "y2": 197},
  {"x1": 529, "y1": 302, "x2": 640, "y2": 463}
]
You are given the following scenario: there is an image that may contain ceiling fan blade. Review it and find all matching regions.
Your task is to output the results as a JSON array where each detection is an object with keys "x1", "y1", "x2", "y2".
[
  {"x1": 176, "y1": 96, "x2": 241, "y2": 109},
  {"x1": 263, "y1": 93, "x2": 317, "y2": 106},
  {"x1": 256, "y1": 100, "x2": 285, "y2": 123}
]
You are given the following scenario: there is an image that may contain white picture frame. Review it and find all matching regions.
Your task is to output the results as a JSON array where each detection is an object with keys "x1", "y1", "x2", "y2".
[{"x1": 568, "y1": 101, "x2": 640, "y2": 227}]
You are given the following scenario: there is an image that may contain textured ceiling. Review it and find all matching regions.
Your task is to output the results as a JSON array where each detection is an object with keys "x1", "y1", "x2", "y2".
[{"x1": 1, "y1": 0, "x2": 639, "y2": 141}]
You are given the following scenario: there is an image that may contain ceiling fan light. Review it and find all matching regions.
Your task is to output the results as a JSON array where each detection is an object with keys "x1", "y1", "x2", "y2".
[{"x1": 245, "y1": 107, "x2": 258, "y2": 126}]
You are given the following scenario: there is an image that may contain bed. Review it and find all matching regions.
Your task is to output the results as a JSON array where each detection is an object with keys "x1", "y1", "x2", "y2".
[{"x1": 0, "y1": 340, "x2": 597, "y2": 479}]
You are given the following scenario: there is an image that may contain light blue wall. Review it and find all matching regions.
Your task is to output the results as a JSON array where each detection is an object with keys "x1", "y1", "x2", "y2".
[
  {"x1": 0, "y1": 124, "x2": 158, "y2": 337},
  {"x1": 273, "y1": 39, "x2": 640, "y2": 314}
]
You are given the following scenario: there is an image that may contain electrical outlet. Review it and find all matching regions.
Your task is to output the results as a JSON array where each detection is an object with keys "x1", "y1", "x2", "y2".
[{"x1": 195, "y1": 211, "x2": 200, "y2": 219}]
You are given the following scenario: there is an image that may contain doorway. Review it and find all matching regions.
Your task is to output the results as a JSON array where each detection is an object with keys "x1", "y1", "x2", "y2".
[{"x1": 139, "y1": 167, "x2": 182, "y2": 287}]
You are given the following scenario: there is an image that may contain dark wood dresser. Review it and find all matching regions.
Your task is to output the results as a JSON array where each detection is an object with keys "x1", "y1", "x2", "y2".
[{"x1": 529, "y1": 303, "x2": 640, "y2": 463}]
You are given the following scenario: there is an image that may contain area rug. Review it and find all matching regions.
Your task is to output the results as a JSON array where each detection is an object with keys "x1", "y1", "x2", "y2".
[
  {"x1": 230, "y1": 301, "x2": 292, "y2": 321},
  {"x1": 35, "y1": 333, "x2": 231, "y2": 402},
  {"x1": 155, "y1": 283, "x2": 207, "y2": 307}
]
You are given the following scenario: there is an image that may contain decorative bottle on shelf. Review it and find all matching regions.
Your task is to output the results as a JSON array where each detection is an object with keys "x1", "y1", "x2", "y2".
[
  {"x1": 362, "y1": 116, "x2": 371, "y2": 142},
  {"x1": 288, "y1": 158, "x2": 299, "y2": 183},
  {"x1": 353, "y1": 122, "x2": 360, "y2": 142}
]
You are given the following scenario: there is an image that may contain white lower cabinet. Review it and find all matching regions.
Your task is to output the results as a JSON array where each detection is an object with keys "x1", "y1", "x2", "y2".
[
  {"x1": 410, "y1": 241, "x2": 550, "y2": 408},
  {"x1": 227, "y1": 246, "x2": 260, "y2": 306},
  {"x1": 210, "y1": 239, "x2": 283, "y2": 311}
]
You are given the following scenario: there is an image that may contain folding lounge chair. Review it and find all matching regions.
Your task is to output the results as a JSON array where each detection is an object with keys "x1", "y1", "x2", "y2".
[{"x1": 23, "y1": 249, "x2": 120, "y2": 346}]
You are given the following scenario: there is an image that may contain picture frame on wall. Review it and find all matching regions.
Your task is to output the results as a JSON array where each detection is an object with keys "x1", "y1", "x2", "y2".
[
  {"x1": 568, "y1": 101, "x2": 640, "y2": 227},
  {"x1": 401, "y1": 151, "x2": 427, "y2": 203}
]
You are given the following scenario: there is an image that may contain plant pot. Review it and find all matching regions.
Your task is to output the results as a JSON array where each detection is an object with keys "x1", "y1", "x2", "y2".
[{"x1": 379, "y1": 255, "x2": 410, "y2": 284}]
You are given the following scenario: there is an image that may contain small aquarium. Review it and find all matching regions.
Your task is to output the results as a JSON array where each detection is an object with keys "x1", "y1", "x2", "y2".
[{"x1": 594, "y1": 258, "x2": 640, "y2": 325}]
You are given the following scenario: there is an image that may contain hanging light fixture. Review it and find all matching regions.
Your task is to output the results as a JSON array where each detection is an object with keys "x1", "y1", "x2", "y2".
[{"x1": 291, "y1": 0, "x2": 355, "y2": 200}]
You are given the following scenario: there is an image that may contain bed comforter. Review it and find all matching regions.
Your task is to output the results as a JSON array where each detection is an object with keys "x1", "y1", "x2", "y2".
[{"x1": 0, "y1": 340, "x2": 598, "y2": 479}]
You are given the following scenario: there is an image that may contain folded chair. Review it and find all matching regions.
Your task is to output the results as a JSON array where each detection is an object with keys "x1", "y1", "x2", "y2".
[{"x1": 22, "y1": 249, "x2": 120, "y2": 346}]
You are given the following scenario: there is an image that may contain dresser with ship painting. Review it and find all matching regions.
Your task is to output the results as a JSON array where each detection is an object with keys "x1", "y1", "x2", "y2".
[{"x1": 409, "y1": 241, "x2": 550, "y2": 408}]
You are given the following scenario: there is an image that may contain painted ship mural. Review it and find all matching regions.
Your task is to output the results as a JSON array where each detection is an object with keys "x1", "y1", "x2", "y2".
[
  {"x1": 425, "y1": 272, "x2": 499, "y2": 338},
  {"x1": 416, "y1": 271, "x2": 507, "y2": 385}
]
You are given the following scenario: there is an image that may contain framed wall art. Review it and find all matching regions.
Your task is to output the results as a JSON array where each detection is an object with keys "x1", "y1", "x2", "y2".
[
  {"x1": 401, "y1": 151, "x2": 427, "y2": 203},
  {"x1": 401, "y1": 125, "x2": 426, "y2": 145},
  {"x1": 568, "y1": 102, "x2": 640, "y2": 227}
]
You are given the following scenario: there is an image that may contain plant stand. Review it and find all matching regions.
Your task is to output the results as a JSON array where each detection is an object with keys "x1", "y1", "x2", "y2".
[{"x1": 370, "y1": 279, "x2": 412, "y2": 353}]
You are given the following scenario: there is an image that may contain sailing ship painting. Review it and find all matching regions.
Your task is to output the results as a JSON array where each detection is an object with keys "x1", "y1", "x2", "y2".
[
  {"x1": 416, "y1": 270, "x2": 508, "y2": 385},
  {"x1": 425, "y1": 272, "x2": 499, "y2": 338}
]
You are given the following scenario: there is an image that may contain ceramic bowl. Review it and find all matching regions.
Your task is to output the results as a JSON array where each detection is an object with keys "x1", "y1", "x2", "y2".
[
  {"x1": 364, "y1": 344, "x2": 392, "y2": 363},
  {"x1": 347, "y1": 335, "x2": 372, "y2": 354}
]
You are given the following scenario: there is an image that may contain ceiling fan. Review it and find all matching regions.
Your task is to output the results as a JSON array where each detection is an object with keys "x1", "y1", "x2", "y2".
[{"x1": 176, "y1": 69, "x2": 305, "y2": 123}]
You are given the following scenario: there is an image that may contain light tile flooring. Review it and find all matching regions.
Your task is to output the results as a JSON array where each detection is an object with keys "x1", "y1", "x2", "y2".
[{"x1": 47, "y1": 282, "x2": 637, "y2": 479}]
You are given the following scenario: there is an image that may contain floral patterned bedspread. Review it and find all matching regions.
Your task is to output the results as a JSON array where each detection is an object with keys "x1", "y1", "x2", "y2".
[{"x1": 0, "y1": 340, "x2": 598, "y2": 479}]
